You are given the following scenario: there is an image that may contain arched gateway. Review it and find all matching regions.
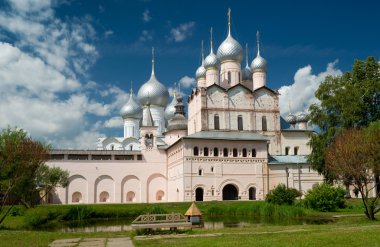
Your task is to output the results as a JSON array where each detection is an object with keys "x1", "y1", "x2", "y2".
[
  {"x1": 222, "y1": 184, "x2": 238, "y2": 200},
  {"x1": 195, "y1": 187, "x2": 204, "y2": 201}
]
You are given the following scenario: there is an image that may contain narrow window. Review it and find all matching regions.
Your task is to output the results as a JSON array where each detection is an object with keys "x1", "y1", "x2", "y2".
[
  {"x1": 198, "y1": 168, "x2": 203, "y2": 176},
  {"x1": 285, "y1": 147, "x2": 290, "y2": 155},
  {"x1": 213, "y1": 147, "x2": 219, "y2": 157},
  {"x1": 294, "y1": 147, "x2": 299, "y2": 155},
  {"x1": 204, "y1": 147, "x2": 209, "y2": 156},
  {"x1": 233, "y1": 148, "x2": 238, "y2": 157},
  {"x1": 238, "y1": 72, "x2": 241, "y2": 82},
  {"x1": 214, "y1": 114, "x2": 220, "y2": 130},
  {"x1": 194, "y1": 147, "x2": 199, "y2": 156},
  {"x1": 228, "y1": 71, "x2": 231, "y2": 84},
  {"x1": 211, "y1": 166, "x2": 214, "y2": 172},
  {"x1": 252, "y1": 149, "x2": 256, "y2": 157},
  {"x1": 223, "y1": 148, "x2": 228, "y2": 157},
  {"x1": 238, "y1": 115, "x2": 243, "y2": 130},
  {"x1": 262, "y1": 116, "x2": 267, "y2": 131},
  {"x1": 242, "y1": 148, "x2": 247, "y2": 157}
]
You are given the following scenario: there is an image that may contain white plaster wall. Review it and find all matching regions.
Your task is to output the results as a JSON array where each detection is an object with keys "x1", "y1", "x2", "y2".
[
  {"x1": 67, "y1": 175, "x2": 88, "y2": 204},
  {"x1": 150, "y1": 106, "x2": 165, "y2": 135},
  {"x1": 281, "y1": 131, "x2": 312, "y2": 155},
  {"x1": 220, "y1": 61, "x2": 241, "y2": 88},
  {"x1": 124, "y1": 119, "x2": 140, "y2": 139},
  {"x1": 95, "y1": 175, "x2": 115, "y2": 203}
]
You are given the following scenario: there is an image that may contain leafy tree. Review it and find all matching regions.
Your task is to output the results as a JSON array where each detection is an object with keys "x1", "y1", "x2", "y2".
[
  {"x1": 265, "y1": 184, "x2": 301, "y2": 205},
  {"x1": 325, "y1": 122, "x2": 380, "y2": 220},
  {"x1": 0, "y1": 127, "x2": 68, "y2": 224},
  {"x1": 36, "y1": 164, "x2": 69, "y2": 204},
  {"x1": 308, "y1": 57, "x2": 380, "y2": 181},
  {"x1": 304, "y1": 183, "x2": 346, "y2": 212}
]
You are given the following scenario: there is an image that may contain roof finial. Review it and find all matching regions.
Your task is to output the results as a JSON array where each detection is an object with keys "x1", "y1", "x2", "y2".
[
  {"x1": 227, "y1": 8, "x2": 231, "y2": 36},
  {"x1": 256, "y1": 31, "x2": 260, "y2": 56},
  {"x1": 151, "y1": 47, "x2": 155, "y2": 75},
  {"x1": 245, "y1": 43, "x2": 249, "y2": 67},
  {"x1": 201, "y1": 40, "x2": 204, "y2": 64},
  {"x1": 173, "y1": 82, "x2": 177, "y2": 96},
  {"x1": 210, "y1": 27, "x2": 214, "y2": 53},
  {"x1": 130, "y1": 81, "x2": 133, "y2": 94}
]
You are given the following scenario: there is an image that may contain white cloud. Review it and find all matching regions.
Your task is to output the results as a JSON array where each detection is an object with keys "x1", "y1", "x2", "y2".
[
  {"x1": 104, "y1": 117, "x2": 123, "y2": 128},
  {"x1": 278, "y1": 61, "x2": 342, "y2": 117},
  {"x1": 178, "y1": 76, "x2": 196, "y2": 88},
  {"x1": 0, "y1": 0, "x2": 120, "y2": 149},
  {"x1": 169, "y1": 22, "x2": 195, "y2": 42},
  {"x1": 139, "y1": 30, "x2": 153, "y2": 42},
  {"x1": 142, "y1": 9, "x2": 151, "y2": 22}
]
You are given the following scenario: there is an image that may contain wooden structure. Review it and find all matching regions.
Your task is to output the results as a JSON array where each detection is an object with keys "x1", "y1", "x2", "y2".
[
  {"x1": 131, "y1": 213, "x2": 192, "y2": 230},
  {"x1": 184, "y1": 201, "x2": 202, "y2": 224}
]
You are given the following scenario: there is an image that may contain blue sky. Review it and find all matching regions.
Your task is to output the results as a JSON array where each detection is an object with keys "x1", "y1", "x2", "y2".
[{"x1": 0, "y1": 0, "x2": 379, "y2": 148}]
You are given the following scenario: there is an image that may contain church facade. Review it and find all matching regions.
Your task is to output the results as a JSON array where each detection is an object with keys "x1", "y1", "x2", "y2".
[{"x1": 46, "y1": 12, "x2": 323, "y2": 204}]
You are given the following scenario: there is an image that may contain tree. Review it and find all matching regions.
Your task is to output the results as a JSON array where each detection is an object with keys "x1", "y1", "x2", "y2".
[
  {"x1": 325, "y1": 122, "x2": 380, "y2": 220},
  {"x1": 304, "y1": 183, "x2": 346, "y2": 212},
  {"x1": 265, "y1": 184, "x2": 301, "y2": 205},
  {"x1": 0, "y1": 127, "x2": 68, "y2": 224},
  {"x1": 308, "y1": 57, "x2": 380, "y2": 181}
]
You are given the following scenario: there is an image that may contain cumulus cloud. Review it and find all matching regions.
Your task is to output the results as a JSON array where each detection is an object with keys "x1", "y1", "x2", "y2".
[
  {"x1": 169, "y1": 22, "x2": 195, "y2": 42},
  {"x1": 278, "y1": 61, "x2": 342, "y2": 117},
  {"x1": 104, "y1": 117, "x2": 123, "y2": 128},
  {"x1": 142, "y1": 9, "x2": 151, "y2": 22},
  {"x1": 0, "y1": 0, "x2": 129, "y2": 149},
  {"x1": 178, "y1": 76, "x2": 196, "y2": 88}
]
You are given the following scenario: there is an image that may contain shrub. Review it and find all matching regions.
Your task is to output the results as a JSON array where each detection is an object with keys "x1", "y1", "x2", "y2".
[
  {"x1": 304, "y1": 183, "x2": 346, "y2": 212},
  {"x1": 265, "y1": 184, "x2": 301, "y2": 205}
]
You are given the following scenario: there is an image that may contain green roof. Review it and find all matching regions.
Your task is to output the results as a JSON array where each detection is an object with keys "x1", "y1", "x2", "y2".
[{"x1": 269, "y1": 155, "x2": 308, "y2": 164}]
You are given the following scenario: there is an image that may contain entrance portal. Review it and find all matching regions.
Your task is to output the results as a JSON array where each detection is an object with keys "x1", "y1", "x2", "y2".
[
  {"x1": 195, "y1": 187, "x2": 204, "y2": 201},
  {"x1": 222, "y1": 184, "x2": 238, "y2": 200},
  {"x1": 249, "y1": 187, "x2": 256, "y2": 200}
]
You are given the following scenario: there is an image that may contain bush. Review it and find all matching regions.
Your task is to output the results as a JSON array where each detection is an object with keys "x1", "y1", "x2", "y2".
[
  {"x1": 304, "y1": 183, "x2": 346, "y2": 212},
  {"x1": 265, "y1": 184, "x2": 301, "y2": 205}
]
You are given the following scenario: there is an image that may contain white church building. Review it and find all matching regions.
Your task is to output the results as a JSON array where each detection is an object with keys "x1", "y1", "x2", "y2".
[{"x1": 47, "y1": 11, "x2": 323, "y2": 204}]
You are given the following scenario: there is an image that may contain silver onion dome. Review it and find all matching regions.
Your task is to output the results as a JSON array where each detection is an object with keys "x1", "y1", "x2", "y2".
[
  {"x1": 204, "y1": 52, "x2": 219, "y2": 69},
  {"x1": 217, "y1": 35, "x2": 243, "y2": 62},
  {"x1": 251, "y1": 54, "x2": 267, "y2": 72},
  {"x1": 251, "y1": 31, "x2": 267, "y2": 72},
  {"x1": 137, "y1": 48, "x2": 169, "y2": 107},
  {"x1": 285, "y1": 113, "x2": 297, "y2": 125},
  {"x1": 121, "y1": 89, "x2": 142, "y2": 119},
  {"x1": 165, "y1": 91, "x2": 178, "y2": 120},
  {"x1": 195, "y1": 65, "x2": 206, "y2": 79},
  {"x1": 296, "y1": 112, "x2": 308, "y2": 123},
  {"x1": 242, "y1": 65, "x2": 252, "y2": 81}
]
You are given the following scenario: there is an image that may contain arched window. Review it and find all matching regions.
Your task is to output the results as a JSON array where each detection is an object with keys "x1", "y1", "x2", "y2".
[
  {"x1": 72, "y1": 192, "x2": 82, "y2": 203},
  {"x1": 214, "y1": 114, "x2": 220, "y2": 130},
  {"x1": 285, "y1": 147, "x2": 290, "y2": 155},
  {"x1": 198, "y1": 168, "x2": 203, "y2": 176},
  {"x1": 262, "y1": 116, "x2": 267, "y2": 131},
  {"x1": 252, "y1": 149, "x2": 256, "y2": 157},
  {"x1": 238, "y1": 72, "x2": 241, "y2": 81},
  {"x1": 156, "y1": 190, "x2": 165, "y2": 201},
  {"x1": 211, "y1": 166, "x2": 214, "y2": 172},
  {"x1": 99, "y1": 191, "x2": 109, "y2": 203},
  {"x1": 233, "y1": 148, "x2": 238, "y2": 157},
  {"x1": 213, "y1": 147, "x2": 219, "y2": 157},
  {"x1": 194, "y1": 147, "x2": 199, "y2": 156},
  {"x1": 204, "y1": 147, "x2": 209, "y2": 156},
  {"x1": 110, "y1": 145, "x2": 114, "y2": 150},
  {"x1": 223, "y1": 148, "x2": 228, "y2": 157},
  {"x1": 238, "y1": 115, "x2": 243, "y2": 130},
  {"x1": 242, "y1": 148, "x2": 247, "y2": 157},
  {"x1": 294, "y1": 146, "x2": 299, "y2": 155},
  {"x1": 228, "y1": 71, "x2": 231, "y2": 84},
  {"x1": 126, "y1": 191, "x2": 135, "y2": 202}
]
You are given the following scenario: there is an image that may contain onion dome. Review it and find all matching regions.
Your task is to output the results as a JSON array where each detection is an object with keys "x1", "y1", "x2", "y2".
[
  {"x1": 251, "y1": 31, "x2": 267, "y2": 72},
  {"x1": 121, "y1": 88, "x2": 142, "y2": 119},
  {"x1": 167, "y1": 94, "x2": 188, "y2": 131},
  {"x1": 165, "y1": 90, "x2": 178, "y2": 120},
  {"x1": 137, "y1": 48, "x2": 170, "y2": 107},
  {"x1": 204, "y1": 27, "x2": 220, "y2": 69},
  {"x1": 296, "y1": 112, "x2": 308, "y2": 123},
  {"x1": 242, "y1": 44, "x2": 252, "y2": 81},
  {"x1": 285, "y1": 113, "x2": 297, "y2": 125},
  {"x1": 195, "y1": 41, "x2": 206, "y2": 79},
  {"x1": 217, "y1": 9, "x2": 243, "y2": 63}
]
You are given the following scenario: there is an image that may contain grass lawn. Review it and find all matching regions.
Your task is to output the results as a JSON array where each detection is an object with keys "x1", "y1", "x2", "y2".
[{"x1": 0, "y1": 199, "x2": 376, "y2": 247}]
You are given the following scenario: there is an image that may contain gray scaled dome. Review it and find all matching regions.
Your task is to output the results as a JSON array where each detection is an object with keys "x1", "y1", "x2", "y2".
[
  {"x1": 242, "y1": 65, "x2": 252, "y2": 81},
  {"x1": 121, "y1": 90, "x2": 142, "y2": 119},
  {"x1": 195, "y1": 64, "x2": 206, "y2": 79},
  {"x1": 251, "y1": 54, "x2": 267, "y2": 72},
  {"x1": 137, "y1": 73, "x2": 169, "y2": 107},
  {"x1": 204, "y1": 51, "x2": 219, "y2": 69},
  {"x1": 296, "y1": 112, "x2": 308, "y2": 123},
  {"x1": 165, "y1": 92, "x2": 178, "y2": 120},
  {"x1": 285, "y1": 113, "x2": 297, "y2": 125},
  {"x1": 217, "y1": 35, "x2": 243, "y2": 63}
]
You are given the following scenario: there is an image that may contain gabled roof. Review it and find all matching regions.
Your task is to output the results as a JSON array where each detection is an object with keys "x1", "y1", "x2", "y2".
[
  {"x1": 184, "y1": 131, "x2": 268, "y2": 141},
  {"x1": 268, "y1": 155, "x2": 308, "y2": 165},
  {"x1": 253, "y1": 85, "x2": 279, "y2": 95},
  {"x1": 228, "y1": 83, "x2": 252, "y2": 93}
]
